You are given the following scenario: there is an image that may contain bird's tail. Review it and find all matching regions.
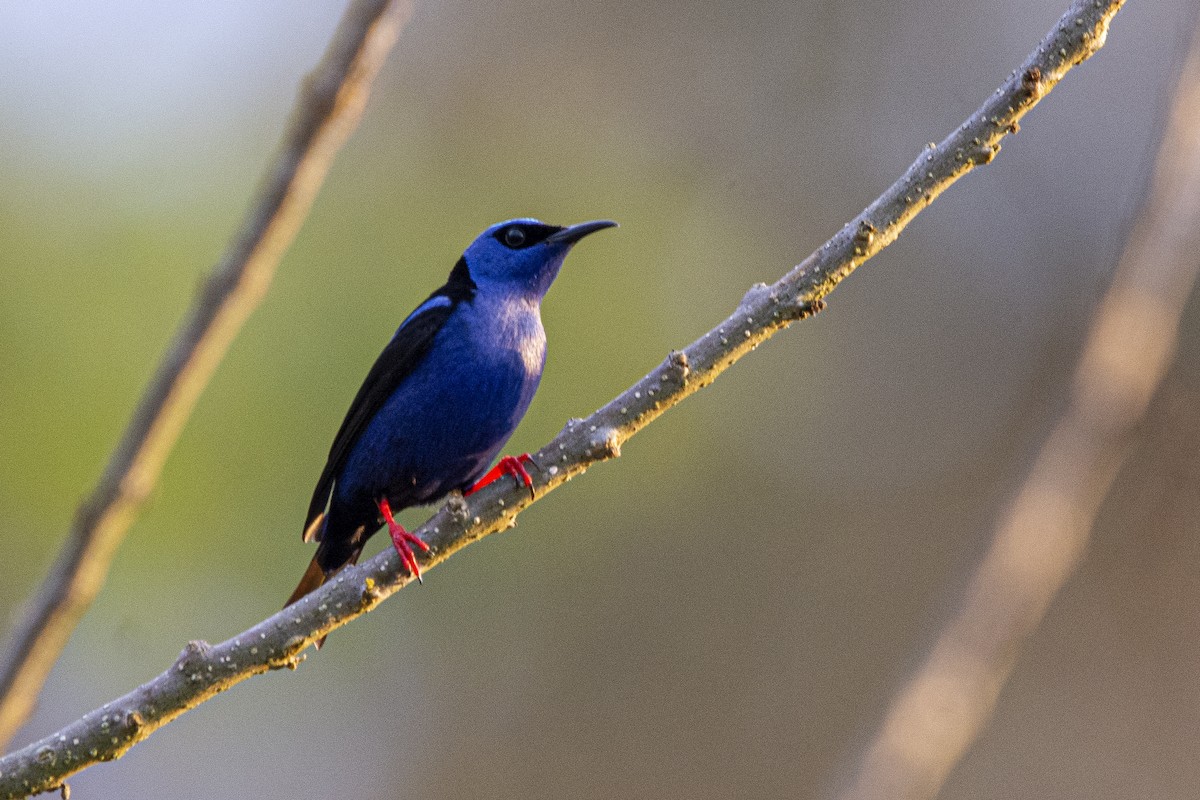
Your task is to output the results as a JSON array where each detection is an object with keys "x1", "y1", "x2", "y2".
[{"x1": 285, "y1": 556, "x2": 327, "y2": 607}]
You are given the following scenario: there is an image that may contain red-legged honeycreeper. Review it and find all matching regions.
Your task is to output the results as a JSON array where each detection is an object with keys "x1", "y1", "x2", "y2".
[{"x1": 287, "y1": 219, "x2": 617, "y2": 617}]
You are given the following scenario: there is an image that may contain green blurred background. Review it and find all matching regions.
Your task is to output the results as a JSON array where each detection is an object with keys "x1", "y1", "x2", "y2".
[{"x1": 2, "y1": 1, "x2": 1198, "y2": 797}]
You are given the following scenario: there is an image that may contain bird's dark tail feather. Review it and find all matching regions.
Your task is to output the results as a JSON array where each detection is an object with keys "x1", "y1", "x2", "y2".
[{"x1": 286, "y1": 556, "x2": 327, "y2": 607}]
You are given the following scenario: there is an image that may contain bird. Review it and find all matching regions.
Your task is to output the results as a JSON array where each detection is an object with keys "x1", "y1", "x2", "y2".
[{"x1": 287, "y1": 218, "x2": 616, "y2": 616}]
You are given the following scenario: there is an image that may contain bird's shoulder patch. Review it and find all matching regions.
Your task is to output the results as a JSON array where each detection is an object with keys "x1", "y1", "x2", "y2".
[{"x1": 396, "y1": 294, "x2": 452, "y2": 333}]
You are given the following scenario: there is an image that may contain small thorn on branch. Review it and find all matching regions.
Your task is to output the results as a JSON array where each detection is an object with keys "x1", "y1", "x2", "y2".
[
  {"x1": 739, "y1": 282, "x2": 773, "y2": 311},
  {"x1": 173, "y1": 640, "x2": 211, "y2": 672},
  {"x1": 668, "y1": 350, "x2": 690, "y2": 383}
]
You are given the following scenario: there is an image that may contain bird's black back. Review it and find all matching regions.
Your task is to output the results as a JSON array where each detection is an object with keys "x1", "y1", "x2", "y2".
[{"x1": 303, "y1": 258, "x2": 477, "y2": 541}]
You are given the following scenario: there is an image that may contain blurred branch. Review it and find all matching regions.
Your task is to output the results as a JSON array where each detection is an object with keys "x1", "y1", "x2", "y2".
[
  {"x1": 835, "y1": 19, "x2": 1200, "y2": 800},
  {"x1": 0, "y1": 0, "x2": 1124, "y2": 796},
  {"x1": 0, "y1": 0, "x2": 412, "y2": 751}
]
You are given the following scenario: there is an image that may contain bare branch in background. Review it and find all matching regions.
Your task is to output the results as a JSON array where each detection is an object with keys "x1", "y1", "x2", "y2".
[
  {"x1": 0, "y1": 0, "x2": 413, "y2": 751},
  {"x1": 0, "y1": 1, "x2": 1125, "y2": 796},
  {"x1": 835, "y1": 19, "x2": 1200, "y2": 800}
]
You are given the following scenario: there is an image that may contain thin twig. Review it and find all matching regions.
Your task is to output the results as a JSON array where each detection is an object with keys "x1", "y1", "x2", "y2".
[
  {"x1": 0, "y1": 0, "x2": 1124, "y2": 796},
  {"x1": 835, "y1": 18, "x2": 1200, "y2": 800},
  {"x1": 0, "y1": 0, "x2": 413, "y2": 751}
]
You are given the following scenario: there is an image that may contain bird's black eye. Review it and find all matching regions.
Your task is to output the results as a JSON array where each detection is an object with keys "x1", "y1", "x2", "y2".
[{"x1": 502, "y1": 227, "x2": 527, "y2": 248}]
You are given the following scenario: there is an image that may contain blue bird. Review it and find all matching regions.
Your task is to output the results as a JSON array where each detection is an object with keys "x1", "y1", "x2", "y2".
[{"x1": 287, "y1": 218, "x2": 616, "y2": 612}]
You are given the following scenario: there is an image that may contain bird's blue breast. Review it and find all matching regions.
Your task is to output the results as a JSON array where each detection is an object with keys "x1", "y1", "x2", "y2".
[{"x1": 336, "y1": 292, "x2": 546, "y2": 508}]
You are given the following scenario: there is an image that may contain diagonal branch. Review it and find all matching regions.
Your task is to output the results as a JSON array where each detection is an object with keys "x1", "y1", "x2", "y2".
[
  {"x1": 0, "y1": 0, "x2": 1124, "y2": 796},
  {"x1": 834, "y1": 16, "x2": 1200, "y2": 800},
  {"x1": 0, "y1": 0, "x2": 413, "y2": 751}
]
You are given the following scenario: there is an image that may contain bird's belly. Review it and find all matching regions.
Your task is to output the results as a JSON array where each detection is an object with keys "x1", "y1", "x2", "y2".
[{"x1": 337, "y1": 342, "x2": 539, "y2": 508}]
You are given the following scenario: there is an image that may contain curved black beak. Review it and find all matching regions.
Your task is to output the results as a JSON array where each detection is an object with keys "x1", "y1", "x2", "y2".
[{"x1": 546, "y1": 219, "x2": 618, "y2": 246}]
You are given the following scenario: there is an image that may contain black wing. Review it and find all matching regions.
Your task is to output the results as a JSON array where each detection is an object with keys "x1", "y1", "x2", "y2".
[{"x1": 303, "y1": 259, "x2": 476, "y2": 540}]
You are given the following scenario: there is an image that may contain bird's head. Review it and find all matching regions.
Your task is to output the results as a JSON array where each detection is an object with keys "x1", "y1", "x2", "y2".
[{"x1": 462, "y1": 218, "x2": 617, "y2": 299}]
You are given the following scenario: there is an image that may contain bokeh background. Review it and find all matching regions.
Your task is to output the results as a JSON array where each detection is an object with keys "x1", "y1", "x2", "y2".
[{"x1": 2, "y1": 1, "x2": 1198, "y2": 797}]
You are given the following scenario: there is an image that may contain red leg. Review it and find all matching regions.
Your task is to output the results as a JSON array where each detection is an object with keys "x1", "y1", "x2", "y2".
[
  {"x1": 379, "y1": 497, "x2": 430, "y2": 584},
  {"x1": 465, "y1": 454, "x2": 536, "y2": 500}
]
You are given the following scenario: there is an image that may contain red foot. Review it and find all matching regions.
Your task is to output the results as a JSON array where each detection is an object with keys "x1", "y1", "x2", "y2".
[
  {"x1": 465, "y1": 454, "x2": 536, "y2": 500},
  {"x1": 379, "y1": 497, "x2": 430, "y2": 584}
]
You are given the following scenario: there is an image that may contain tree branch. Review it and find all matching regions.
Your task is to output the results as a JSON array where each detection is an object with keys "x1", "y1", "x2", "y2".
[
  {"x1": 0, "y1": 0, "x2": 1124, "y2": 796},
  {"x1": 835, "y1": 16, "x2": 1200, "y2": 800},
  {"x1": 0, "y1": 0, "x2": 413, "y2": 751}
]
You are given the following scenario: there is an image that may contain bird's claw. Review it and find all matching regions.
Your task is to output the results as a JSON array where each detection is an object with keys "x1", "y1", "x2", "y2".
[
  {"x1": 379, "y1": 497, "x2": 430, "y2": 584},
  {"x1": 465, "y1": 453, "x2": 537, "y2": 500}
]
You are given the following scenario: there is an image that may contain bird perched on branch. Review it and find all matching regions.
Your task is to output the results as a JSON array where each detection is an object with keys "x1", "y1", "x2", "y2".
[{"x1": 288, "y1": 218, "x2": 616, "y2": 615}]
